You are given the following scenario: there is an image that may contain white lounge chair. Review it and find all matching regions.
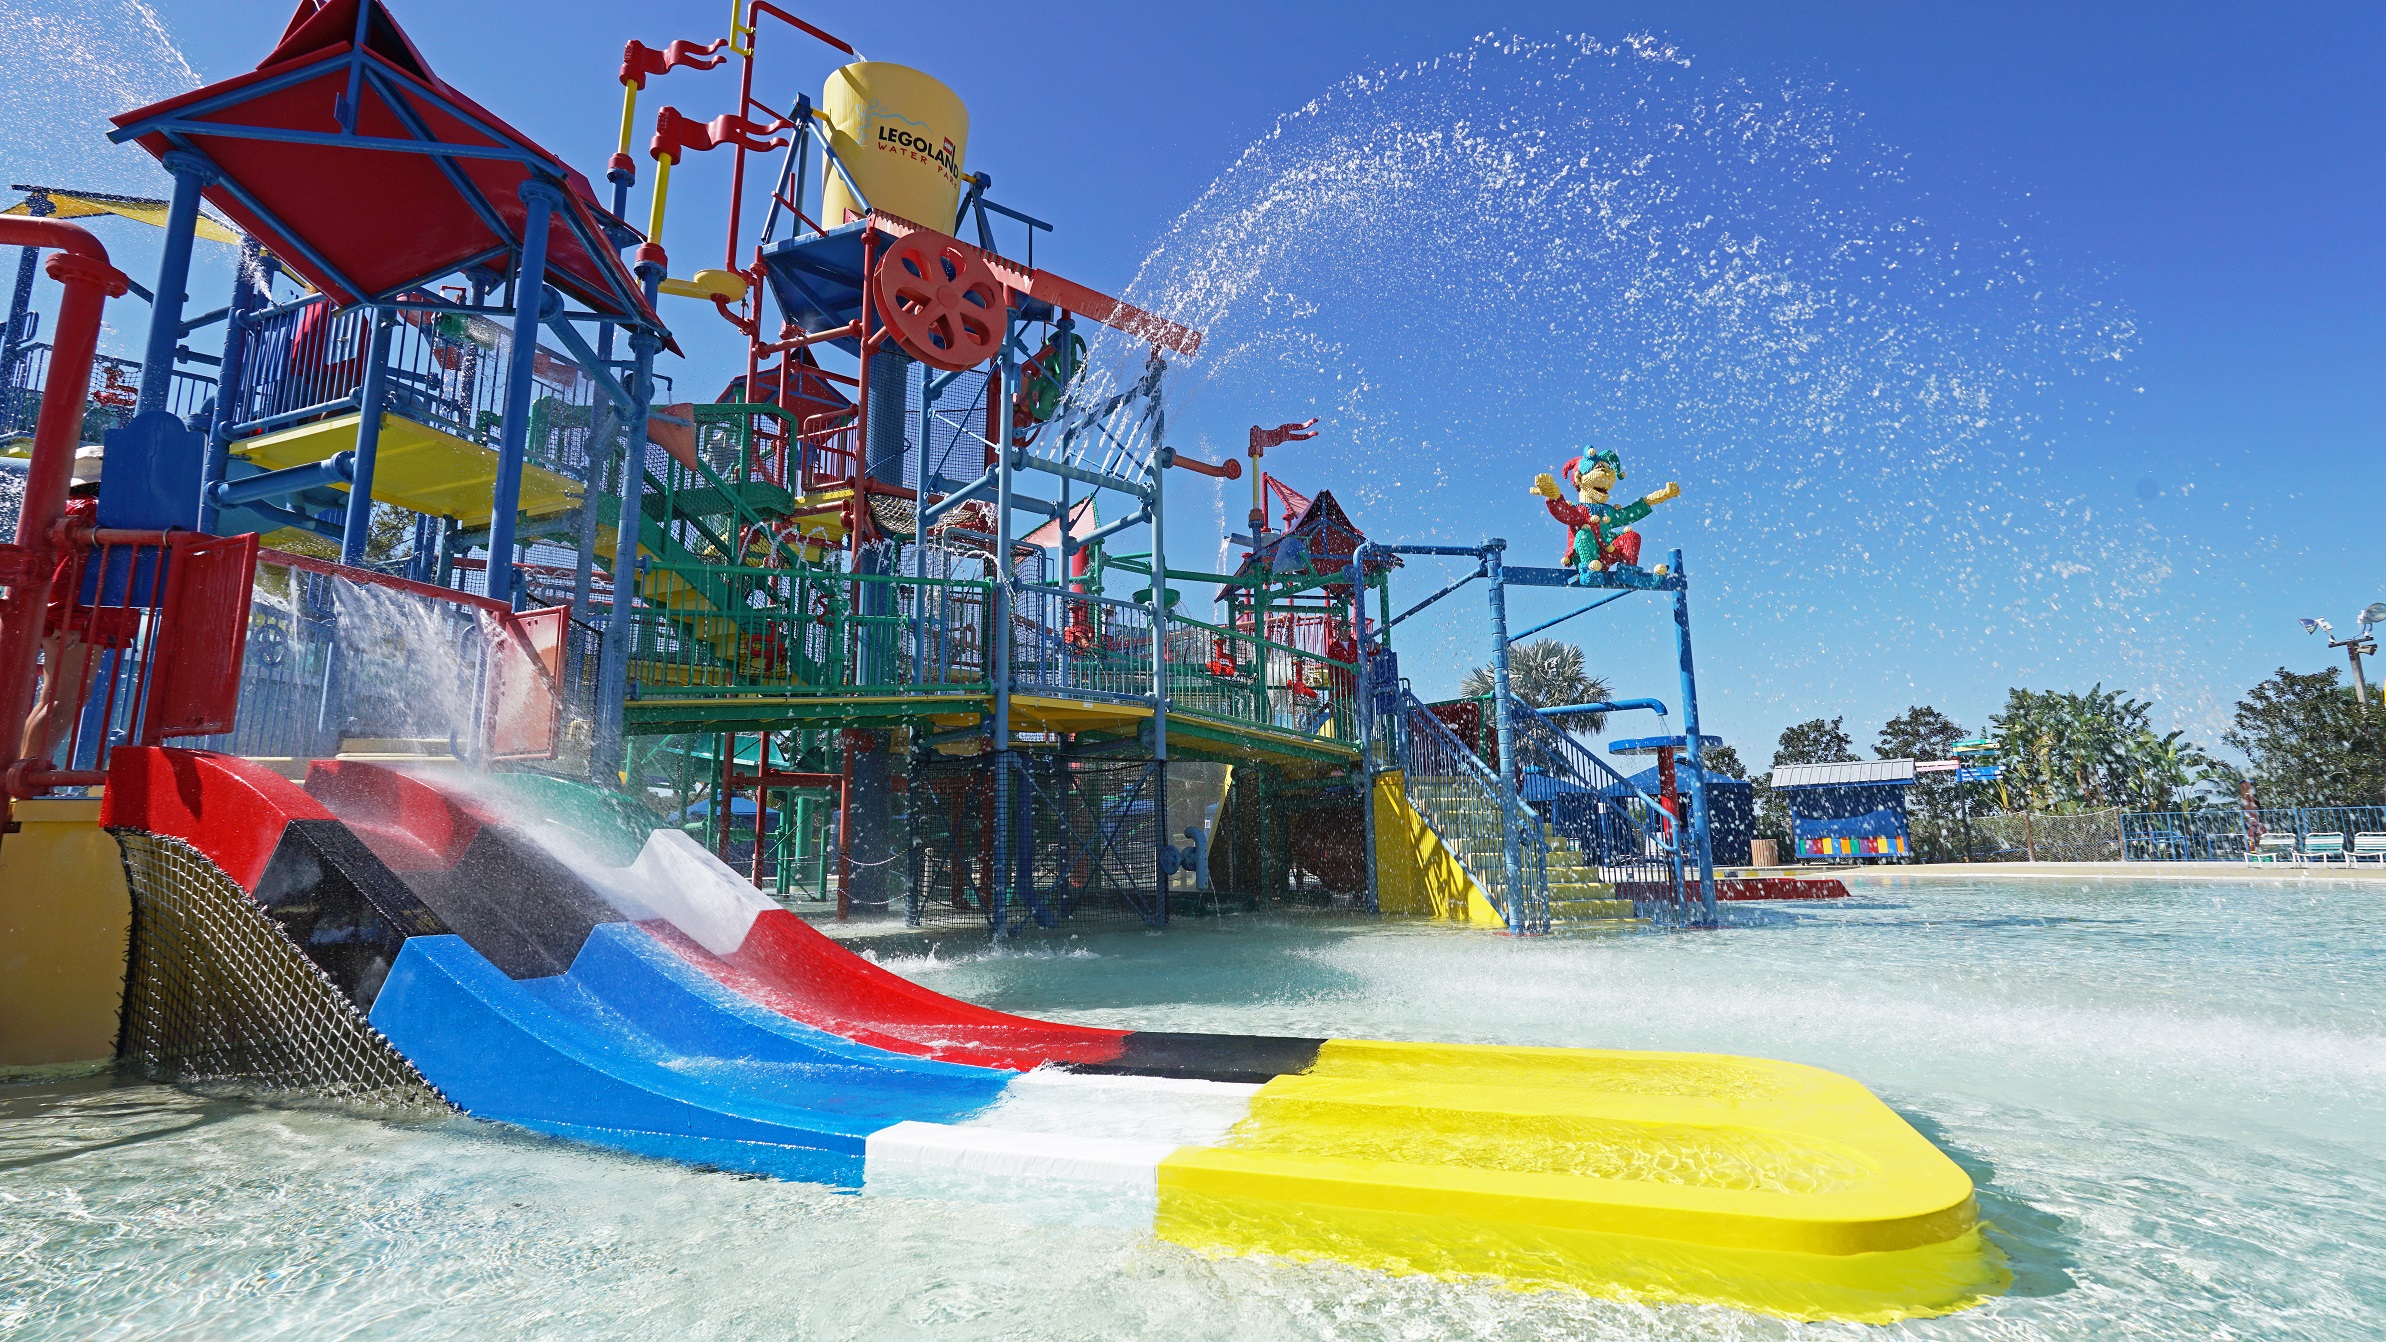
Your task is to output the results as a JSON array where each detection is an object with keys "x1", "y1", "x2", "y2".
[
  {"x1": 2302, "y1": 832, "x2": 2347, "y2": 864},
  {"x1": 2250, "y1": 833, "x2": 2299, "y2": 863},
  {"x1": 2353, "y1": 833, "x2": 2386, "y2": 863}
]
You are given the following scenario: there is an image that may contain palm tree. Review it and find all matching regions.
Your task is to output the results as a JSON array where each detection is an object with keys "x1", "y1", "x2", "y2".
[{"x1": 1462, "y1": 639, "x2": 1613, "y2": 733}]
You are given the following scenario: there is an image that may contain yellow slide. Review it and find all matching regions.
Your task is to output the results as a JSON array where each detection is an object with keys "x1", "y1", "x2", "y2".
[{"x1": 1156, "y1": 1039, "x2": 2007, "y2": 1322}]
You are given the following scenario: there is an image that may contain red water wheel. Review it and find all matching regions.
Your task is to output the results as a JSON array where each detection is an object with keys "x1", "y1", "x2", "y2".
[{"x1": 874, "y1": 234, "x2": 1005, "y2": 371}]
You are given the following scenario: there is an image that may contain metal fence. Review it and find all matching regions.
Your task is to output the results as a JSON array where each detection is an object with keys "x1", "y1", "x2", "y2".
[
  {"x1": 905, "y1": 752, "x2": 1166, "y2": 932},
  {"x1": 1, "y1": 343, "x2": 215, "y2": 441},
  {"x1": 223, "y1": 296, "x2": 605, "y2": 487},
  {"x1": 2118, "y1": 806, "x2": 2386, "y2": 862},
  {"x1": 1011, "y1": 583, "x2": 1153, "y2": 700},
  {"x1": 183, "y1": 554, "x2": 495, "y2": 764},
  {"x1": 1165, "y1": 614, "x2": 1358, "y2": 742},
  {"x1": 1500, "y1": 701, "x2": 1688, "y2": 915}
]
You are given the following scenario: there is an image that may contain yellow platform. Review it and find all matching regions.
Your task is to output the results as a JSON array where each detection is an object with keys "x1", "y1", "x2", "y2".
[
  {"x1": 1157, "y1": 1039, "x2": 2006, "y2": 1322},
  {"x1": 233, "y1": 411, "x2": 582, "y2": 528}
]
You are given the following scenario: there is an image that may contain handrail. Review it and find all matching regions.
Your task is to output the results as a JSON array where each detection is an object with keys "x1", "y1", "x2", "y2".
[
  {"x1": 1169, "y1": 611, "x2": 1359, "y2": 670},
  {"x1": 1509, "y1": 700, "x2": 1679, "y2": 844},
  {"x1": 1399, "y1": 689, "x2": 1548, "y2": 931}
]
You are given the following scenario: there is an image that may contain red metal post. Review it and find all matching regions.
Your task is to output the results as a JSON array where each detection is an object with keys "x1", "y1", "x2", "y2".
[{"x1": 0, "y1": 221, "x2": 129, "y2": 821}]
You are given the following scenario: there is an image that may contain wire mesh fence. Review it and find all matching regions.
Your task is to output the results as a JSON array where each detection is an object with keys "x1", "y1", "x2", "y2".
[
  {"x1": 114, "y1": 831, "x2": 448, "y2": 1111},
  {"x1": 905, "y1": 753, "x2": 1166, "y2": 932},
  {"x1": 0, "y1": 343, "x2": 213, "y2": 441}
]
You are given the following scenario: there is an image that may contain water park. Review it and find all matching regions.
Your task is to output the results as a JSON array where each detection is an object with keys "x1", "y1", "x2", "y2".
[{"x1": 1, "y1": 3, "x2": 2380, "y2": 1338}]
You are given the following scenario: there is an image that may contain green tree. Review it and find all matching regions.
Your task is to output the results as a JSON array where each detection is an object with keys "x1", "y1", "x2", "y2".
[
  {"x1": 1754, "y1": 717, "x2": 1860, "y2": 843},
  {"x1": 1877, "y1": 706, "x2": 1965, "y2": 858},
  {"x1": 1991, "y1": 685, "x2": 2223, "y2": 813},
  {"x1": 2221, "y1": 667, "x2": 2386, "y2": 807},
  {"x1": 1700, "y1": 742, "x2": 1749, "y2": 781},
  {"x1": 1877, "y1": 706, "x2": 1963, "y2": 762},
  {"x1": 1772, "y1": 717, "x2": 1858, "y2": 767},
  {"x1": 364, "y1": 502, "x2": 415, "y2": 564},
  {"x1": 1462, "y1": 639, "x2": 1612, "y2": 733}
]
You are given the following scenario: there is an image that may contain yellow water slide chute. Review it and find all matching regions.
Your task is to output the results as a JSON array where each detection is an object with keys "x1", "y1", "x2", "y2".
[{"x1": 818, "y1": 62, "x2": 970, "y2": 229}]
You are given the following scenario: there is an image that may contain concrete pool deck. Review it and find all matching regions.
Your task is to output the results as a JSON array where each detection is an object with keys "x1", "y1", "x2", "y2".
[{"x1": 1841, "y1": 860, "x2": 2386, "y2": 881}]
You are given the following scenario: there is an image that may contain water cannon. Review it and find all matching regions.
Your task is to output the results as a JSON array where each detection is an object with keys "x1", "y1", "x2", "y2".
[{"x1": 1245, "y1": 418, "x2": 1319, "y2": 536}]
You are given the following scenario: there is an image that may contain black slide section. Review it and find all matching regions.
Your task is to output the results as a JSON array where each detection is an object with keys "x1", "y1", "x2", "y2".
[
  {"x1": 250, "y1": 818, "x2": 451, "y2": 1011},
  {"x1": 1070, "y1": 1032, "x2": 1327, "y2": 1085},
  {"x1": 399, "y1": 826, "x2": 620, "y2": 980}
]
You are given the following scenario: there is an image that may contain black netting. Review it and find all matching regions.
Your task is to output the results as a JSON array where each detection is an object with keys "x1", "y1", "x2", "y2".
[
  {"x1": 114, "y1": 832, "x2": 448, "y2": 1112},
  {"x1": 905, "y1": 754, "x2": 1166, "y2": 932}
]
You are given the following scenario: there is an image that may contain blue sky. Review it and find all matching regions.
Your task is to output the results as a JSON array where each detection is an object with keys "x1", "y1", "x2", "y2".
[{"x1": 8, "y1": 0, "x2": 2378, "y2": 767}]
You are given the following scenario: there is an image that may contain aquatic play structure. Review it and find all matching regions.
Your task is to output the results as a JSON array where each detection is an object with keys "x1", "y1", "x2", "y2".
[{"x1": 0, "y1": 0, "x2": 1993, "y2": 1321}]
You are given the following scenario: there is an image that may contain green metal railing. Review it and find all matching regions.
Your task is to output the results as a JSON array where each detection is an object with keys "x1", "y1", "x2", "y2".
[
  {"x1": 1164, "y1": 614, "x2": 1358, "y2": 743},
  {"x1": 626, "y1": 566, "x2": 993, "y2": 699}
]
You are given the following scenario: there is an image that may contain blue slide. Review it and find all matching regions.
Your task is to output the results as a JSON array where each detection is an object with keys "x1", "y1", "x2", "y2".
[{"x1": 368, "y1": 922, "x2": 1011, "y2": 1184}]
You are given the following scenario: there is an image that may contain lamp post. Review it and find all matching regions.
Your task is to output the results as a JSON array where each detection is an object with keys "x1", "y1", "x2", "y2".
[{"x1": 2300, "y1": 606, "x2": 2385, "y2": 710}]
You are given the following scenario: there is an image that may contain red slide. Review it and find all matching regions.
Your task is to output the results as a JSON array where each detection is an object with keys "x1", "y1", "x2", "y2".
[
  {"x1": 641, "y1": 916, "x2": 1131, "y2": 1071},
  {"x1": 309, "y1": 761, "x2": 1321, "y2": 1083}
]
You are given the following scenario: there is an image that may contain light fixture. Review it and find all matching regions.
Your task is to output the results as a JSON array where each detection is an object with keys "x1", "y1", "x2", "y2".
[
  {"x1": 2301, "y1": 617, "x2": 2331, "y2": 635},
  {"x1": 2360, "y1": 603, "x2": 2386, "y2": 632}
]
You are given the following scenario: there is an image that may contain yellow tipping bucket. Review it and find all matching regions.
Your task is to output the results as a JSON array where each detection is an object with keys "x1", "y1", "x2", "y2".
[{"x1": 819, "y1": 62, "x2": 969, "y2": 231}]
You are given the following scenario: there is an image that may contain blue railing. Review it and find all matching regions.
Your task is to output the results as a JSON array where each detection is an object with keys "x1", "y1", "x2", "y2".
[
  {"x1": 1501, "y1": 701, "x2": 1689, "y2": 914},
  {"x1": 2121, "y1": 806, "x2": 2386, "y2": 861},
  {"x1": 223, "y1": 295, "x2": 606, "y2": 485}
]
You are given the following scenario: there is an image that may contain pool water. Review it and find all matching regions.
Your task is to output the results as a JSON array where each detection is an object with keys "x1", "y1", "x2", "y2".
[{"x1": 5, "y1": 875, "x2": 2383, "y2": 1339}]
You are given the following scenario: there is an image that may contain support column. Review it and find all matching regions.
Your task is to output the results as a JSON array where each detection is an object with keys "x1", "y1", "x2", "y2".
[
  {"x1": 138, "y1": 151, "x2": 216, "y2": 417},
  {"x1": 0, "y1": 190, "x2": 53, "y2": 413},
  {"x1": 847, "y1": 344, "x2": 909, "y2": 913},
  {"x1": 990, "y1": 312, "x2": 1017, "y2": 930},
  {"x1": 197, "y1": 238, "x2": 261, "y2": 535},
  {"x1": 489, "y1": 177, "x2": 565, "y2": 609},
  {"x1": 1484, "y1": 537, "x2": 1526, "y2": 934},
  {"x1": 1671, "y1": 548, "x2": 1718, "y2": 925},
  {"x1": 595, "y1": 257, "x2": 663, "y2": 784},
  {"x1": 338, "y1": 309, "x2": 395, "y2": 565}
]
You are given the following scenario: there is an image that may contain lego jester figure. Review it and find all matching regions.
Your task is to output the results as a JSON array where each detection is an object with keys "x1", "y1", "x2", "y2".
[{"x1": 1530, "y1": 449, "x2": 1682, "y2": 584}]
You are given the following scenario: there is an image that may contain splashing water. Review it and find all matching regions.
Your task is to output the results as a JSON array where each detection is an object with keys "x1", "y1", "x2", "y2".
[
  {"x1": 0, "y1": 1, "x2": 226, "y2": 358},
  {"x1": 0, "y1": 0, "x2": 199, "y2": 196},
  {"x1": 1079, "y1": 33, "x2": 2231, "y2": 741}
]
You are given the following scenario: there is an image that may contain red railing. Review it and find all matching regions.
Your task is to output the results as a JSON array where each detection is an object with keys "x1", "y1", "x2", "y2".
[{"x1": 7, "y1": 519, "x2": 258, "y2": 796}]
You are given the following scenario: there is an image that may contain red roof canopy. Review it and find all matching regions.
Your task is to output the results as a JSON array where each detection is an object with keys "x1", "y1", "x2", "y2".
[{"x1": 110, "y1": 0, "x2": 660, "y2": 329}]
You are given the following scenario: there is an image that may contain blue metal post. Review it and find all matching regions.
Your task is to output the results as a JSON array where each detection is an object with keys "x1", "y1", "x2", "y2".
[
  {"x1": 1348, "y1": 550, "x2": 1379, "y2": 913},
  {"x1": 1671, "y1": 548, "x2": 1719, "y2": 924},
  {"x1": 139, "y1": 151, "x2": 216, "y2": 417},
  {"x1": 198, "y1": 239, "x2": 261, "y2": 534},
  {"x1": 1147, "y1": 360, "x2": 1170, "y2": 928},
  {"x1": 595, "y1": 259, "x2": 664, "y2": 784},
  {"x1": 337, "y1": 308, "x2": 394, "y2": 565},
  {"x1": 1484, "y1": 538, "x2": 1526, "y2": 934},
  {"x1": 488, "y1": 176, "x2": 564, "y2": 608},
  {"x1": 846, "y1": 345, "x2": 909, "y2": 913},
  {"x1": 0, "y1": 190, "x2": 53, "y2": 411},
  {"x1": 992, "y1": 312, "x2": 1017, "y2": 929}
]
